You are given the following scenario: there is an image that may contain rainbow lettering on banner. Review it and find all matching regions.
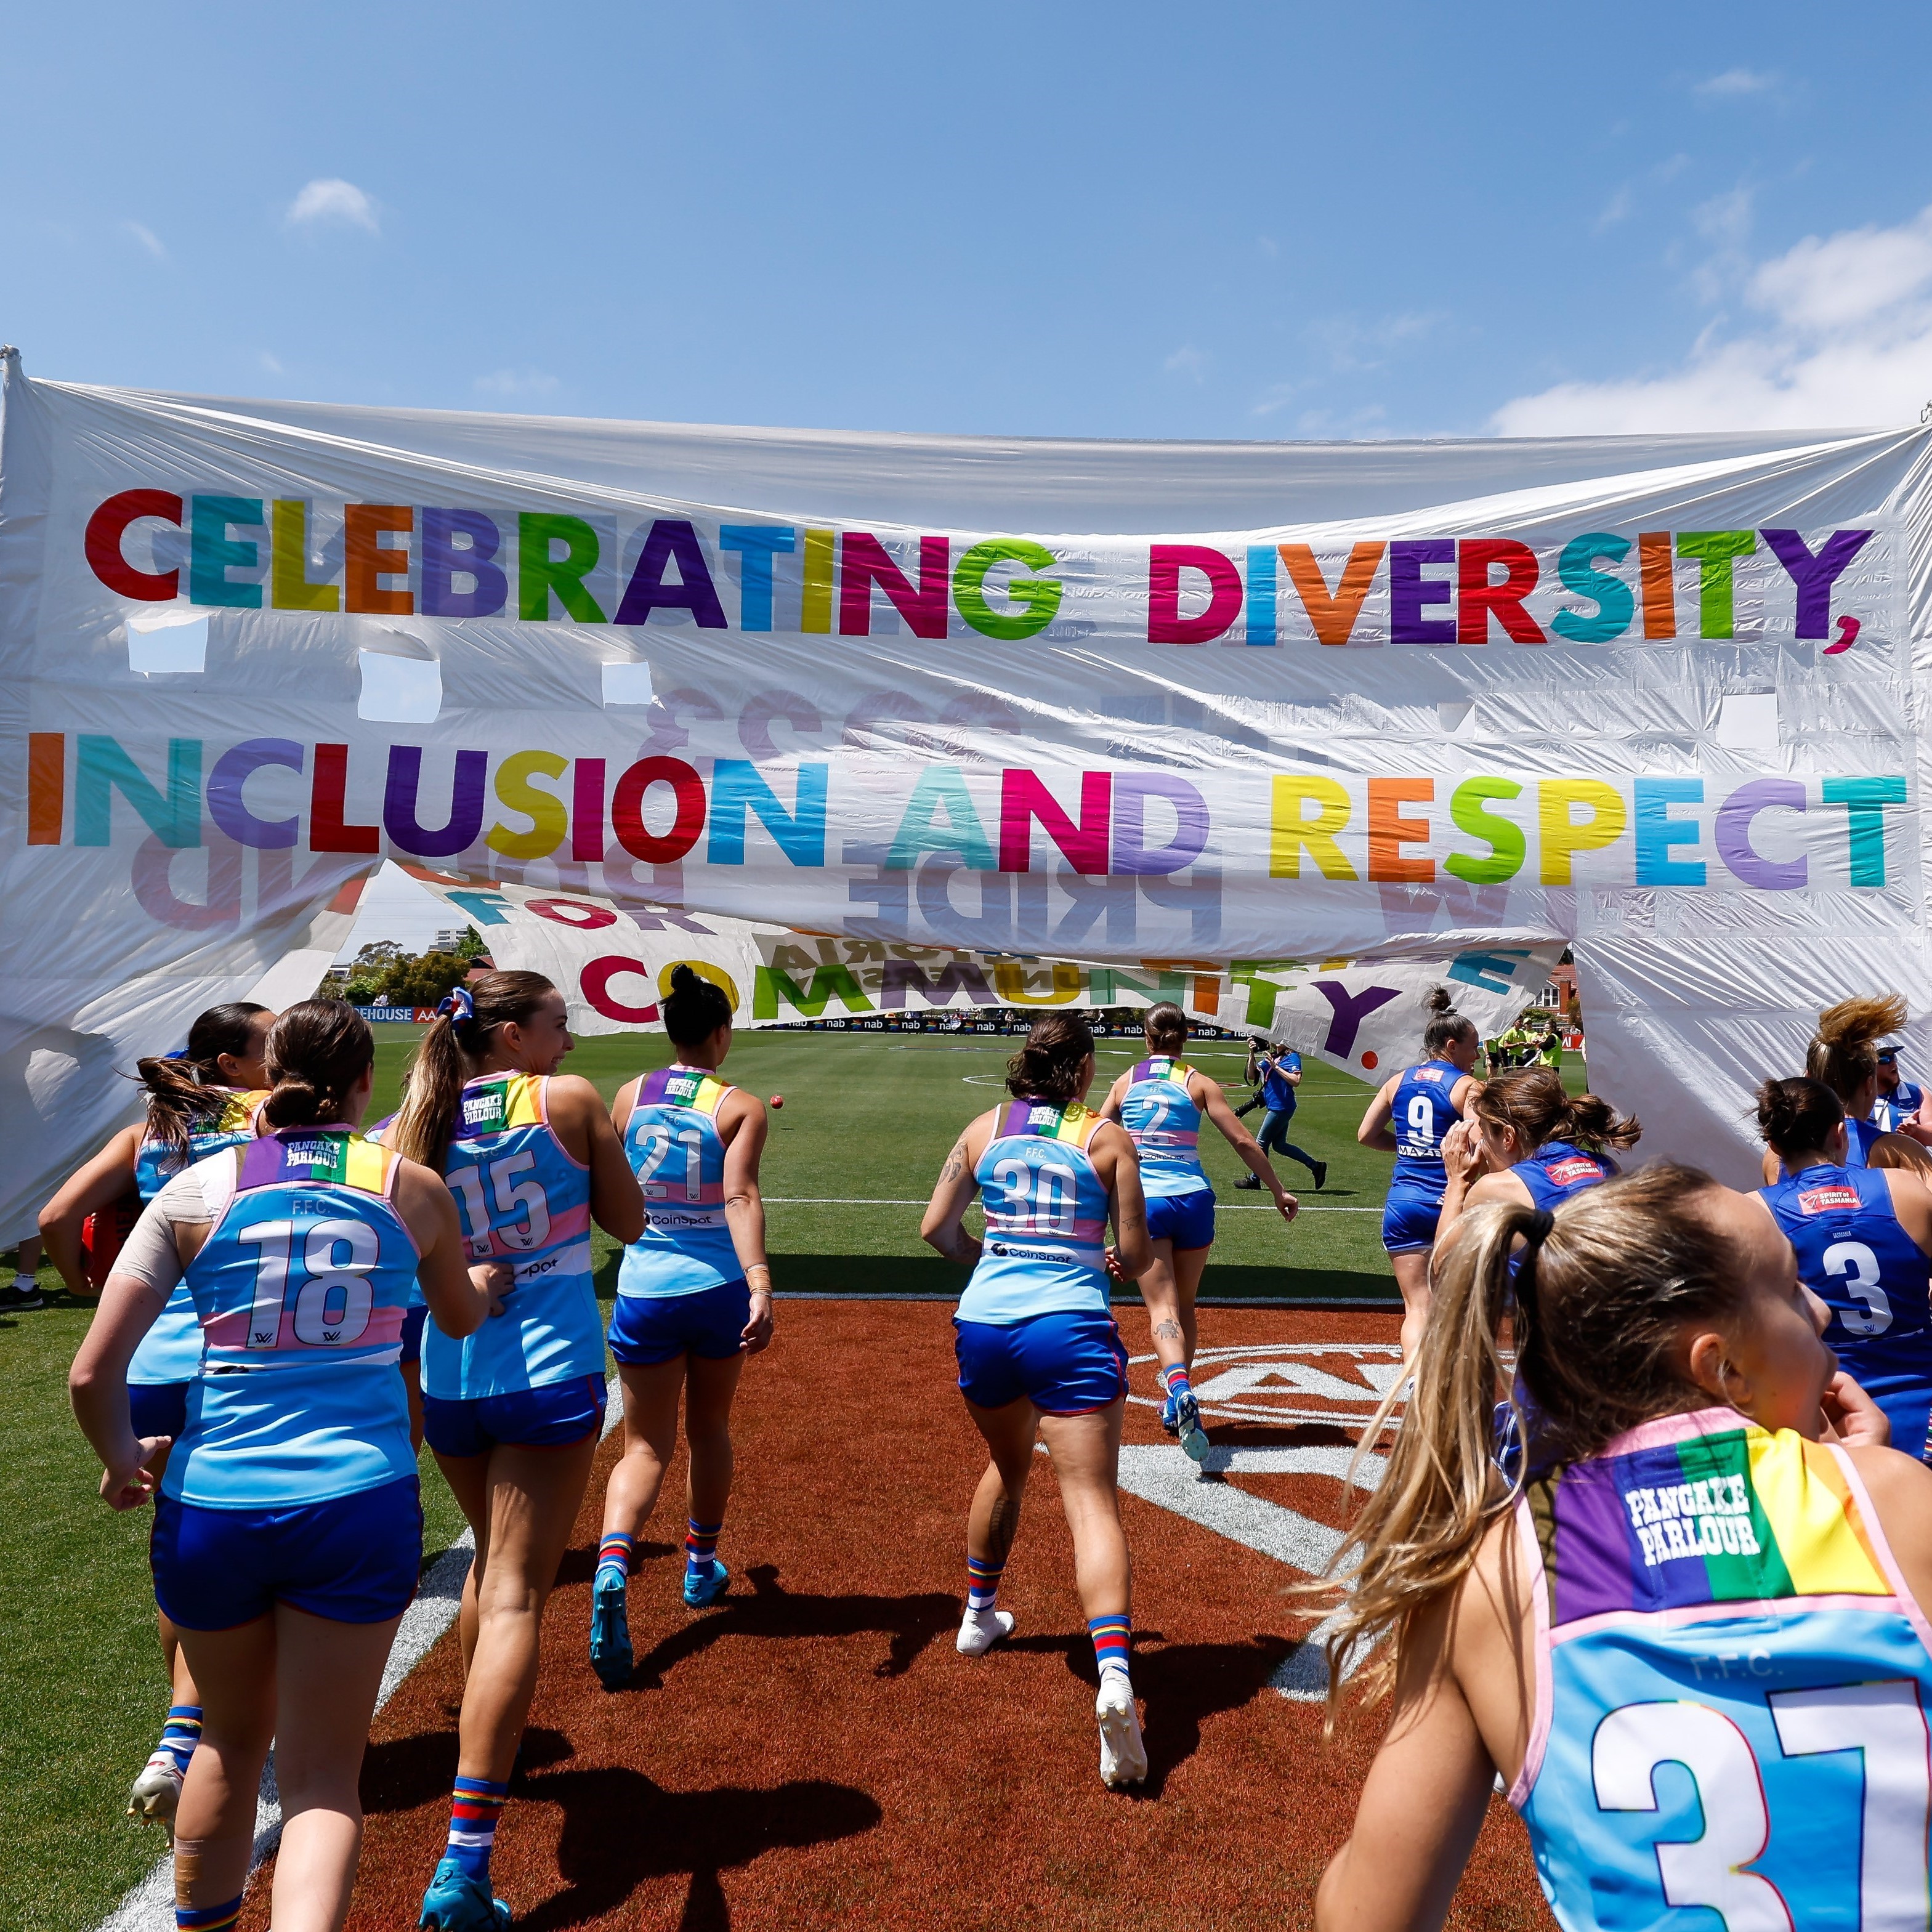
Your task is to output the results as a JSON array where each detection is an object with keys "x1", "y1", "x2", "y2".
[
  {"x1": 20, "y1": 735, "x2": 1912, "y2": 892},
  {"x1": 79, "y1": 492, "x2": 1885, "y2": 648}
]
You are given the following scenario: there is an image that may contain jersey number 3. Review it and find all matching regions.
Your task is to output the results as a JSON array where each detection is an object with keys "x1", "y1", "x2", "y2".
[{"x1": 1593, "y1": 1684, "x2": 1930, "y2": 1927}]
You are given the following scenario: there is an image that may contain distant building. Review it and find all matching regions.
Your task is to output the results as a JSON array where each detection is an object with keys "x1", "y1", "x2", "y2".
[{"x1": 432, "y1": 928, "x2": 469, "y2": 955}]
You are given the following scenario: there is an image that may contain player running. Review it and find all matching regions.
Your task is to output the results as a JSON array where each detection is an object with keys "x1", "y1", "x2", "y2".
[
  {"x1": 69, "y1": 1000, "x2": 490, "y2": 1932},
  {"x1": 922, "y1": 1012, "x2": 1154, "y2": 1789},
  {"x1": 1098, "y1": 1001, "x2": 1295, "y2": 1461},
  {"x1": 39, "y1": 1001, "x2": 273, "y2": 1832},
  {"x1": 1311, "y1": 1164, "x2": 1932, "y2": 1931},
  {"x1": 384, "y1": 972, "x2": 644, "y2": 1932},
  {"x1": 1758, "y1": 1074, "x2": 1932, "y2": 1458},
  {"x1": 589, "y1": 965, "x2": 774, "y2": 1692},
  {"x1": 1761, "y1": 993, "x2": 1932, "y2": 1181},
  {"x1": 1356, "y1": 988, "x2": 1482, "y2": 1359}
]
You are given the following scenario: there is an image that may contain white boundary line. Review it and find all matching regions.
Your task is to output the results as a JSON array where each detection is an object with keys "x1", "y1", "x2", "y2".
[{"x1": 95, "y1": 1378, "x2": 624, "y2": 1932}]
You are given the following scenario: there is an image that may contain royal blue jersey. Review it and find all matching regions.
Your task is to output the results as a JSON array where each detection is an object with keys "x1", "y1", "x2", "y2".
[
  {"x1": 129, "y1": 1088, "x2": 268, "y2": 1387},
  {"x1": 1513, "y1": 1141, "x2": 1617, "y2": 1213},
  {"x1": 1260, "y1": 1050, "x2": 1301, "y2": 1113},
  {"x1": 1389, "y1": 1060, "x2": 1467, "y2": 1192},
  {"x1": 617, "y1": 1064, "x2": 742, "y2": 1297},
  {"x1": 163, "y1": 1129, "x2": 419, "y2": 1508},
  {"x1": 1844, "y1": 1114, "x2": 1885, "y2": 1168},
  {"x1": 1760, "y1": 1162, "x2": 1932, "y2": 1457},
  {"x1": 420, "y1": 1073, "x2": 601, "y2": 1399},
  {"x1": 1118, "y1": 1058, "x2": 1208, "y2": 1200},
  {"x1": 1878, "y1": 1081, "x2": 1925, "y2": 1134},
  {"x1": 1515, "y1": 1407, "x2": 1932, "y2": 1932},
  {"x1": 960, "y1": 1099, "x2": 1111, "y2": 1324}
]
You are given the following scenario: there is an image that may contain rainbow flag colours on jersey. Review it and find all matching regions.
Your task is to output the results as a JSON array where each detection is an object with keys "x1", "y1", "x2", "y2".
[
  {"x1": 1527, "y1": 1413, "x2": 1891, "y2": 1622},
  {"x1": 1516, "y1": 1410, "x2": 1932, "y2": 1932}
]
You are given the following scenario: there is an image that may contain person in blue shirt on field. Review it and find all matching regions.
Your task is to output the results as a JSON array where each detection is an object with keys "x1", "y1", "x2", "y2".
[
  {"x1": 1357, "y1": 988, "x2": 1484, "y2": 1360},
  {"x1": 1234, "y1": 1043, "x2": 1327, "y2": 1194}
]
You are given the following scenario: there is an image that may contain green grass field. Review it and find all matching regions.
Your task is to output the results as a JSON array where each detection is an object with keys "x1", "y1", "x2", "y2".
[{"x1": 0, "y1": 1024, "x2": 1428, "y2": 1928}]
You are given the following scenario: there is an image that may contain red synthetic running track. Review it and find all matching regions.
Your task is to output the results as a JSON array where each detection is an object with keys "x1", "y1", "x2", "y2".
[{"x1": 276, "y1": 1303, "x2": 1552, "y2": 1932}]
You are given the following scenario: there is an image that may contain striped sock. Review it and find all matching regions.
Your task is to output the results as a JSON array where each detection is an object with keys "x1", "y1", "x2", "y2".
[
  {"x1": 596, "y1": 1532, "x2": 635, "y2": 1590},
  {"x1": 153, "y1": 1704, "x2": 203, "y2": 1777},
  {"x1": 445, "y1": 1776, "x2": 508, "y2": 1882},
  {"x1": 966, "y1": 1554, "x2": 1005, "y2": 1613},
  {"x1": 1162, "y1": 1362, "x2": 1193, "y2": 1400},
  {"x1": 1089, "y1": 1613, "x2": 1133, "y2": 1680},
  {"x1": 176, "y1": 1899, "x2": 243, "y2": 1932},
  {"x1": 684, "y1": 1518, "x2": 722, "y2": 1574}
]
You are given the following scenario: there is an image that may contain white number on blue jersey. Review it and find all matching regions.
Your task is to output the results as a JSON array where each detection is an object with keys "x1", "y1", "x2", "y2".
[
  {"x1": 990, "y1": 1157, "x2": 1077, "y2": 1236},
  {"x1": 1593, "y1": 1686, "x2": 1932, "y2": 1928},
  {"x1": 448, "y1": 1154, "x2": 554, "y2": 1255},
  {"x1": 1138, "y1": 1096, "x2": 1171, "y2": 1139},
  {"x1": 1824, "y1": 1240, "x2": 1893, "y2": 1335},
  {"x1": 636, "y1": 1125, "x2": 705, "y2": 1202},
  {"x1": 1405, "y1": 1094, "x2": 1437, "y2": 1146},
  {"x1": 236, "y1": 1216, "x2": 377, "y2": 1350}
]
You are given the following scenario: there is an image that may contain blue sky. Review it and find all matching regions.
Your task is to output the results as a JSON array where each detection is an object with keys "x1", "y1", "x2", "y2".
[
  {"x1": 12, "y1": 1, "x2": 1932, "y2": 952},
  {"x1": 9, "y1": 1, "x2": 1932, "y2": 445}
]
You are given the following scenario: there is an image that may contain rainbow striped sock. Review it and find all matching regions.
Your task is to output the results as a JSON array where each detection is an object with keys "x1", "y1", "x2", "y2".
[
  {"x1": 176, "y1": 1897, "x2": 242, "y2": 1932},
  {"x1": 596, "y1": 1532, "x2": 635, "y2": 1590},
  {"x1": 445, "y1": 1775, "x2": 508, "y2": 1881},
  {"x1": 1162, "y1": 1362, "x2": 1193, "y2": 1400},
  {"x1": 966, "y1": 1554, "x2": 1005, "y2": 1613},
  {"x1": 153, "y1": 1704, "x2": 203, "y2": 1777},
  {"x1": 685, "y1": 1518, "x2": 722, "y2": 1574},
  {"x1": 1089, "y1": 1613, "x2": 1133, "y2": 1680}
]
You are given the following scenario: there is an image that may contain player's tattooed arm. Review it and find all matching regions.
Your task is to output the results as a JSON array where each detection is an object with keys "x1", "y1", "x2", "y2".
[
  {"x1": 937, "y1": 1137, "x2": 969, "y2": 1187},
  {"x1": 921, "y1": 1134, "x2": 984, "y2": 1265}
]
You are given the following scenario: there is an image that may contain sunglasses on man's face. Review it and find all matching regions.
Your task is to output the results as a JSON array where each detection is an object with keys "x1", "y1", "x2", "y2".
[{"x1": 1878, "y1": 1051, "x2": 1899, "y2": 1064}]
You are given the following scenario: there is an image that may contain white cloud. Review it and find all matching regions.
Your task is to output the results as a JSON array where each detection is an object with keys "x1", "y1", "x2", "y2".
[
  {"x1": 259, "y1": 351, "x2": 284, "y2": 374},
  {"x1": 1596, "y1": 186, "x2": 1633, "y2": 233},
  {"x1": 124, "y1": 221, "x2": 166, "y2": 259},
  {"x1": 286, "y1": 178, "x2": 379, "y2": 233},
  {"x1": 1164, "y1": 345, "x2": 1208, "y2": 382},
  {"x1": 1696, "y1": 67, "x2": 1779, "y2": 98},
  {"x1": 474, "y1": 367, "x2": 561, "y2": 400},
  {"x1": 1494, "y1": 201, "x2": 1932, "y2": 434}
]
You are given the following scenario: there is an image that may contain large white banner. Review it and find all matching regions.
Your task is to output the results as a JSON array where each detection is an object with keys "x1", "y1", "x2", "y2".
[{"x1": 3, "y1": 353, "x2": 1930, "y2": 1227}]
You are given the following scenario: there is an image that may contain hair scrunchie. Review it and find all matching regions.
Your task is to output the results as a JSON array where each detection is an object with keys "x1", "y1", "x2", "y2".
[{"x1": 437, "y1": 985, "x2": 475, "y2": 1025}]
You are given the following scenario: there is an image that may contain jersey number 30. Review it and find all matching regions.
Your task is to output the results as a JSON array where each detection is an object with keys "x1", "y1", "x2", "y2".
[{"x1": 1593, "y1": 1685, "x2": 1930, "y2": 1926}]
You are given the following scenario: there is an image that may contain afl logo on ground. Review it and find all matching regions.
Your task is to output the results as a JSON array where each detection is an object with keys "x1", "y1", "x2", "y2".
[{"x1": 1130, "y1": 1341, "x2": 1405, "y2": 1427}]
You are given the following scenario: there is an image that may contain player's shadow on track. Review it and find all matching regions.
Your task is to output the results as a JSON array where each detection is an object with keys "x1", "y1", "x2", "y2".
[
  {"x1": 358, "y1": 1728, "x2": 879, "y2": 1932},
  {"x1": 514, "y1": 1761, "x2": 881, "y2": 1931},
  {"x1": 1005, "y1": 1627, "x2": 1299, "y2": 1798},
  {"x1": 620, "y1": 1562, "x2": 956, "y2": 1689}
]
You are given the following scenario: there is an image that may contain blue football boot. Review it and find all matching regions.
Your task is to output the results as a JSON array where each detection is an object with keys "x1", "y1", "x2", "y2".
[
  {"x1": 589, "y1": 1567, "x2": 633, "y2": 1690},
  {"x1": 1174, "y1": 1388, "x2": 1210, "y2": 1463},
  {"x1": 682, "y1": 1556, "x2": 730, "y2": 1609},
  {"x1": 419, "y1": 1857, "x2": 511, "y2": 1930}
]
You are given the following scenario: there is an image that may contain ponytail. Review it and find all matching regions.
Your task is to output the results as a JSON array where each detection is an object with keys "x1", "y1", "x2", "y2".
[
  {"x1": 1312, "y1": 1163, "x2": 1740, "y2": 1720},
  {"x1": 1808, "y1": 993, "x2": 1906, "y2": 1102},
  {"x1": 133, "y1": 1000, "x2": 270, "y2": 1163},
  {"x1": 1421, "y1": 985, "x2": 1476, "y2": 1059},
  {"x1": 260, "y1": 1000, "x2": 373, "y2": 1130},
  {"x1": 387, "y1": 969, "x2": 556, "y2": 1172},
  {"x1": 1006, "y1": 1012, "x2": 1096, "y2": 1108},
  {"x1": 1143, "y1": 1001, "x2": 1188, "y2": 1055},
  {"x1": 1756, "y1": 1075, "x2": 1845, "y2": 1160},
  {"x1": 1558, "y1": 1092, "x2": 1641, "y2": 1152}
]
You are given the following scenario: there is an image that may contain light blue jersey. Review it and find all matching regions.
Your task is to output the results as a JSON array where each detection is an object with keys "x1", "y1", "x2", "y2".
[
  {"x1": 162, "y1": 1129, "x2": 419, "y2": 1509},
  {"x1": 1514, "y1": 1407, "x2": 1932, "y2": 1931},
  {"x1": 420, "y1": 1073, "x2": 601, "y2": 1399},
  {"x1": 616, "y1": 1064, "x2": 741, "y2": 1298},
  {"x1": 1118, "y1": 1057, "x2": 1209, "y2": 1200},
  {"x1": 129, "y1": 1088, "x2": 267, "y2": 1387},
  {"x1": 958, "y1": 1099, "x2": 1112, "y2": 1325}
]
